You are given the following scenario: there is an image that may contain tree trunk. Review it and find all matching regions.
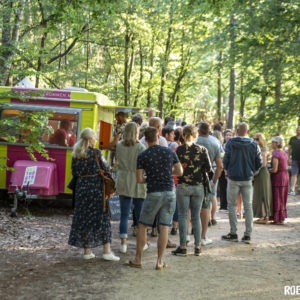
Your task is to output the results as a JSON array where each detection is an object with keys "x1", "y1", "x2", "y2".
[
  {"x1": 84, "y1": 24, "x2": 90, "y2": 89},
  {"x1": 124, "y1": 28, "x2": 130, "y2": 106},
  {"x1": 239, "y1": 72, "x2": 245, "y2": 122},
  {"x1": 134, "y1": 40, "x2": 143, "y2": 107},
  {"x1": 275, "y1": 66, "x2": 282, "y2": 133},
  {"x1": 0, "y1": 0, "x2": 25, "y2": 85},
  {"x1": 146, "y1": 35, "x2": 155, "y2": 107},
  {"x1": 227, "y1": 15, "x2": 235, "y2": 129},
  {"x1": 217, "y1": 52, "x2": 222, "y2": 121},
  {"x1": 158, "y1": 23, "x2": 172, "y2": 118}
]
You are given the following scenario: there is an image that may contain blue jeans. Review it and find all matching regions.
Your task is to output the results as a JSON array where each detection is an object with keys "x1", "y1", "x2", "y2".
[
  {"x1": 119, "y1": 195, "x2": 144, "y2": 238},
  {"x1": 176, "y1": 184, "x2": 204, "y2": 246},
  {"x1": 227, "y1": 179, "x2": 253, "y2": 237}
]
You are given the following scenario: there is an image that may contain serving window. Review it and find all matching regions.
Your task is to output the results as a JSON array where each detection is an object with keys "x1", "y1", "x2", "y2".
[{"x1": 0, "y1": 108, "x2": 79, "y2": 147}]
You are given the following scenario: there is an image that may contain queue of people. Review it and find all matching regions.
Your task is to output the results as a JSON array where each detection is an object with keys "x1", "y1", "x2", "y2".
[{"x1": 67, "y1": 112, "x2": 299, "y2": 269}]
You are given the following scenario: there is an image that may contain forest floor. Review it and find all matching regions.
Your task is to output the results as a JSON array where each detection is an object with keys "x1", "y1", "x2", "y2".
[{"x1": 0, "y1": 194, "x2": 300, "y2": 300}]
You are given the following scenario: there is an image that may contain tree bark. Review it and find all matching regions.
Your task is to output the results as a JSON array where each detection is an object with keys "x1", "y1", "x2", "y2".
[
  {"x1": 227, "y1": 15, "x2": 235, "y2": 129},
  {"x1": 217, "y1": 52, "x2": 222, "y2": 121},
  {"x1": 239, "y1": 72, "x2": 246, "y2": 122},
  {"x1": 146, "y1": 35, "x2": 155, "y2": 107},
  {"x1": 134, "y1": 40, "x2": 143, "y2": 107},
  {"x1": 158, "y1": 14, "x2": 173, "y2": 118},
  {"x1": 0, "y1": 0, "x2": 25, "y2": 85},
  {"x1": 124, "y1": 27, "x2": 130, "y2": 106}
]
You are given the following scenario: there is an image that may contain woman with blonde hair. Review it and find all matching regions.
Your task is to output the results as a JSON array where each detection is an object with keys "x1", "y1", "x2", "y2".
[
  {"x1": 116, "y1": 122, "x2": 147, "y2": 253},
  {"x1": 269, "y1": 136, "x2": 289, "y2": 224},
  {"x1": 68, "y1": 128, "x2": 120, "y2": 261},
  {"x1": 253, "y1": 133, "x2": 273, "y2": 224},
  {"x1": 172, "y1": 124, "x2": 212, "y2": 257}
]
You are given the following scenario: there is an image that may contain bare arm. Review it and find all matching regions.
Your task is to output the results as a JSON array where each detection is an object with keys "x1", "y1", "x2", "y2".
[
  {"x1": 136, "y1": 169, "x2": 146, "y2": 183},
  {"x1": 213, "y1": 157, "x2": 222, "y2": 184},
  {"x1": 172, "y1": 162, "x2": 183, "y2": 176},
  {"x1": 261, "y1": 151, "x2": 267, "y2": 167},
  {"x1": 288, "y1": 145, "x2": 292, "y2": 165},
  {"x1": 100, "y1": 134, "x2": 120, "y2": 151},
  {"x1": 270, "y1": 157, "x2": 279, "y2": 173}
]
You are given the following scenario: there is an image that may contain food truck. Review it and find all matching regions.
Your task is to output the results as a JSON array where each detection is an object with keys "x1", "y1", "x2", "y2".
[{"x1": 0, "y1": 86, "x2": 146, "y2": 216}]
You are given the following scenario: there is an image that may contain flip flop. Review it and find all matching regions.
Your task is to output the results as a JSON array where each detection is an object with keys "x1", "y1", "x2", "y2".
[
  {"x1": 155, "y1": 263, "x2": 168, "y2": 270},
  {"x1": 124, "y1": 260, "x2": 142, "y2": 268}
]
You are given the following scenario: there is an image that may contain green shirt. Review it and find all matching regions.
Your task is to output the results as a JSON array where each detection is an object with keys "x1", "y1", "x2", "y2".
[{"x1": 289, "y1": 136, "x2": 300, "y2": 161}]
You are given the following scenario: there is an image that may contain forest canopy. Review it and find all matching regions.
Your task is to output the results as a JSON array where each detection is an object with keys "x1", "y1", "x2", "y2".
[{"x1": 0, "y1": 0, "x2": 299, "y2": 138}]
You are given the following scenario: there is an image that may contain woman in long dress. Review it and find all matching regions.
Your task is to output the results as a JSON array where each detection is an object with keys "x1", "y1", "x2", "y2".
[
  {"x1": 68, "y1": 128, "x2": 120, "y2": 261},
  {"x1": 253, "y1": 133, "x2": 273, "y2": 224},
  {"x1": 269, "y1": 136, "x2": 289, "y2": 225}
]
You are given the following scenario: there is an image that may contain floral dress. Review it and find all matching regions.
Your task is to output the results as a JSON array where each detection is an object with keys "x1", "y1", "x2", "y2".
[{"x1": 68, "y1": 147, "x2": 111, "y2": 248}]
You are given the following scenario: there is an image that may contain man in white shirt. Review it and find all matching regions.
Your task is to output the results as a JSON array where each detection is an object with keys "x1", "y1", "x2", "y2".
[{"x1": 140, "y1": 117, "x2": 168, "y2": 148}]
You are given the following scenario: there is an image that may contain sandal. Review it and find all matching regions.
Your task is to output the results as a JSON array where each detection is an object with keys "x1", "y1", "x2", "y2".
[
  {"x1": 125, "y1": 260, "x2": 142, "y2": 268},
  {"x1": 155, "y1": 263, "x2": 168, "y2": 270}
]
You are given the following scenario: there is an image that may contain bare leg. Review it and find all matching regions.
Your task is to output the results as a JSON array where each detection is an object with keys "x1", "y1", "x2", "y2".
[
  {"x1": 84, "y1": 248, "x2": 91, "y2": 255},
  {"x1": 290, "y1": 174, "x2": 297, "y2": 192},
  {"x1": 156, "y1": 225, "x2": 169, "y2": 268},
  {"x1": 132, "y1": 223, "x2": 147, "y2": 265},
  {"x1": 103, "y1": 243, "x2": 111, "y2": 254},
  {"x1": 200, "y1": 208, "x2": 210, "y2": 239},
  {"x1": 121, "y1": 238, "x2": 126, "y2": 245},
  {"x1": 211, "y1": 196, "x2": 217, "y2": 220},
  {"x1": 261, "y1": 202, "x2": 266, "y2": 217}
]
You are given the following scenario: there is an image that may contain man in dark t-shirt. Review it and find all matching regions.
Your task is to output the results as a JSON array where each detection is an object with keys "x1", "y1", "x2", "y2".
[
  {"x1": 288, "y1": 126, "x2": 300, "y2": 195},
  {"x1": 126, "y1": 127, "x2": 183, "y2": 270}
]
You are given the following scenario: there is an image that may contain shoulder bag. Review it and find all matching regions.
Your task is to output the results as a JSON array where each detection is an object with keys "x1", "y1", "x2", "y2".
[{"x1": 94, "y1": 149, "x2": 116, "y2": 214}]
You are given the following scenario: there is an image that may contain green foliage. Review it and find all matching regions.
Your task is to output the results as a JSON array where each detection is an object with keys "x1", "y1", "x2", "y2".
[{"x1": 0, "y1": 0, "x2": 299, "y2": 139}]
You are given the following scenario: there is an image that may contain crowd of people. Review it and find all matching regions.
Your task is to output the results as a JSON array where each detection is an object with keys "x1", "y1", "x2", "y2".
[{"x1": 67, "y1": 110, "x2": 300, "y2": 269}]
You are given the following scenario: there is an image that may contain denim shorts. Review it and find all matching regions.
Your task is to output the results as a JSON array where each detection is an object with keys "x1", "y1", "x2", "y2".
[
  {"x1": 291, "y1": 160, "x2": 300, "y2": 175},
  {"x1": 139, "y1": 191, "x2": 176, "y2": 227}
]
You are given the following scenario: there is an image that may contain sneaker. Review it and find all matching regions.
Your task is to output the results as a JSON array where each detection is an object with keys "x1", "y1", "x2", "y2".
[
  {"x1": 288, "y1": 190, "x2": 296, "y2": 196},
  {"x1": 102, "y1": 252, "x2": 120, "y2": 261},
  {"x1": 83, "y1": 253, "x2": 95, "y2": 260},
  {"x1": 241, "y1": 235, "x2": 251, "y2": 244},
  {"x1": 166, "y1": 240, "x2": 177, "y2": 248},
  {"x1": 194, "y1": 248, "x2": 201, "y2": 256},
  {"x1": 171, "y1": 246, "x2": 187, "y2": 256},
  {"x1": 208, "y1": 221, "x2": 212, "y2": 227},
  {"x1": 143, "y1": 243, "x2": 149, "y2": 251},
  {"x1": 211, "y1": 219, "x2": 217, "y2": 225},
  {"x1": 170, "y1": 227, "x2": 177, "y2": 235},
  {"x1": 201, "y1": 238, "x2": 213, "y2": 246},
  {"x1": 221, "y1": 233, "x2": 238, "y2": 242},
  {"x1": 120, "y1": 244, "x2": 127, "y2": 253}
]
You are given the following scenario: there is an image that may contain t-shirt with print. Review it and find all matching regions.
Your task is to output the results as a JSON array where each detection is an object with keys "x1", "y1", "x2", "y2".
[
  {"x1": 176, "y1": 143, "x2": 212, "y2": 185},
  {"x1": 289, "y1": 136, "x2": 300, "y2": 161},
  {"x1": 137, "y1": 145, "x2": 179, "y2": 193}
]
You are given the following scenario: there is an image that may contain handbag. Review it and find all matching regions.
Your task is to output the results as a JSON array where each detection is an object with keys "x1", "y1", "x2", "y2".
[
  {"x1": 94, "y1": 149, "x2": 116, "y2": 214},
  {"x1": 67, "y1": 176, "x2": 77, "y2": 190}
]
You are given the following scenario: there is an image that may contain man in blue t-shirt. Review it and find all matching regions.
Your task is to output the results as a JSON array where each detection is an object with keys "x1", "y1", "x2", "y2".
[{"x1": 126, "y1": 127, "x2": 183, "y2": 270}]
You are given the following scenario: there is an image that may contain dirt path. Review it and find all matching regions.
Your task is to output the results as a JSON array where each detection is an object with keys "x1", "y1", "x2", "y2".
[{"x1": 0, "y1": 195, "x2": 300, "y2": 300}]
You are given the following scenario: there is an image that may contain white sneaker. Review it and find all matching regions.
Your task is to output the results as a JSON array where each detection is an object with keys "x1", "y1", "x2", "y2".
[
  {"x1": 143, "y1": 243, "x2": 149, "y2": 251},
  {"x1": 201, "y1": 238, "x2": 213, "y2": 246},
  {"x1": 120, "y1": 245, "x2": 127, "y2": 253},
  {"x1": 103, "y1": 252, "x2": 120, "y2": 261},
  {"x1": 83, "y1": 253, "x2": 95, "y2": 260}
]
